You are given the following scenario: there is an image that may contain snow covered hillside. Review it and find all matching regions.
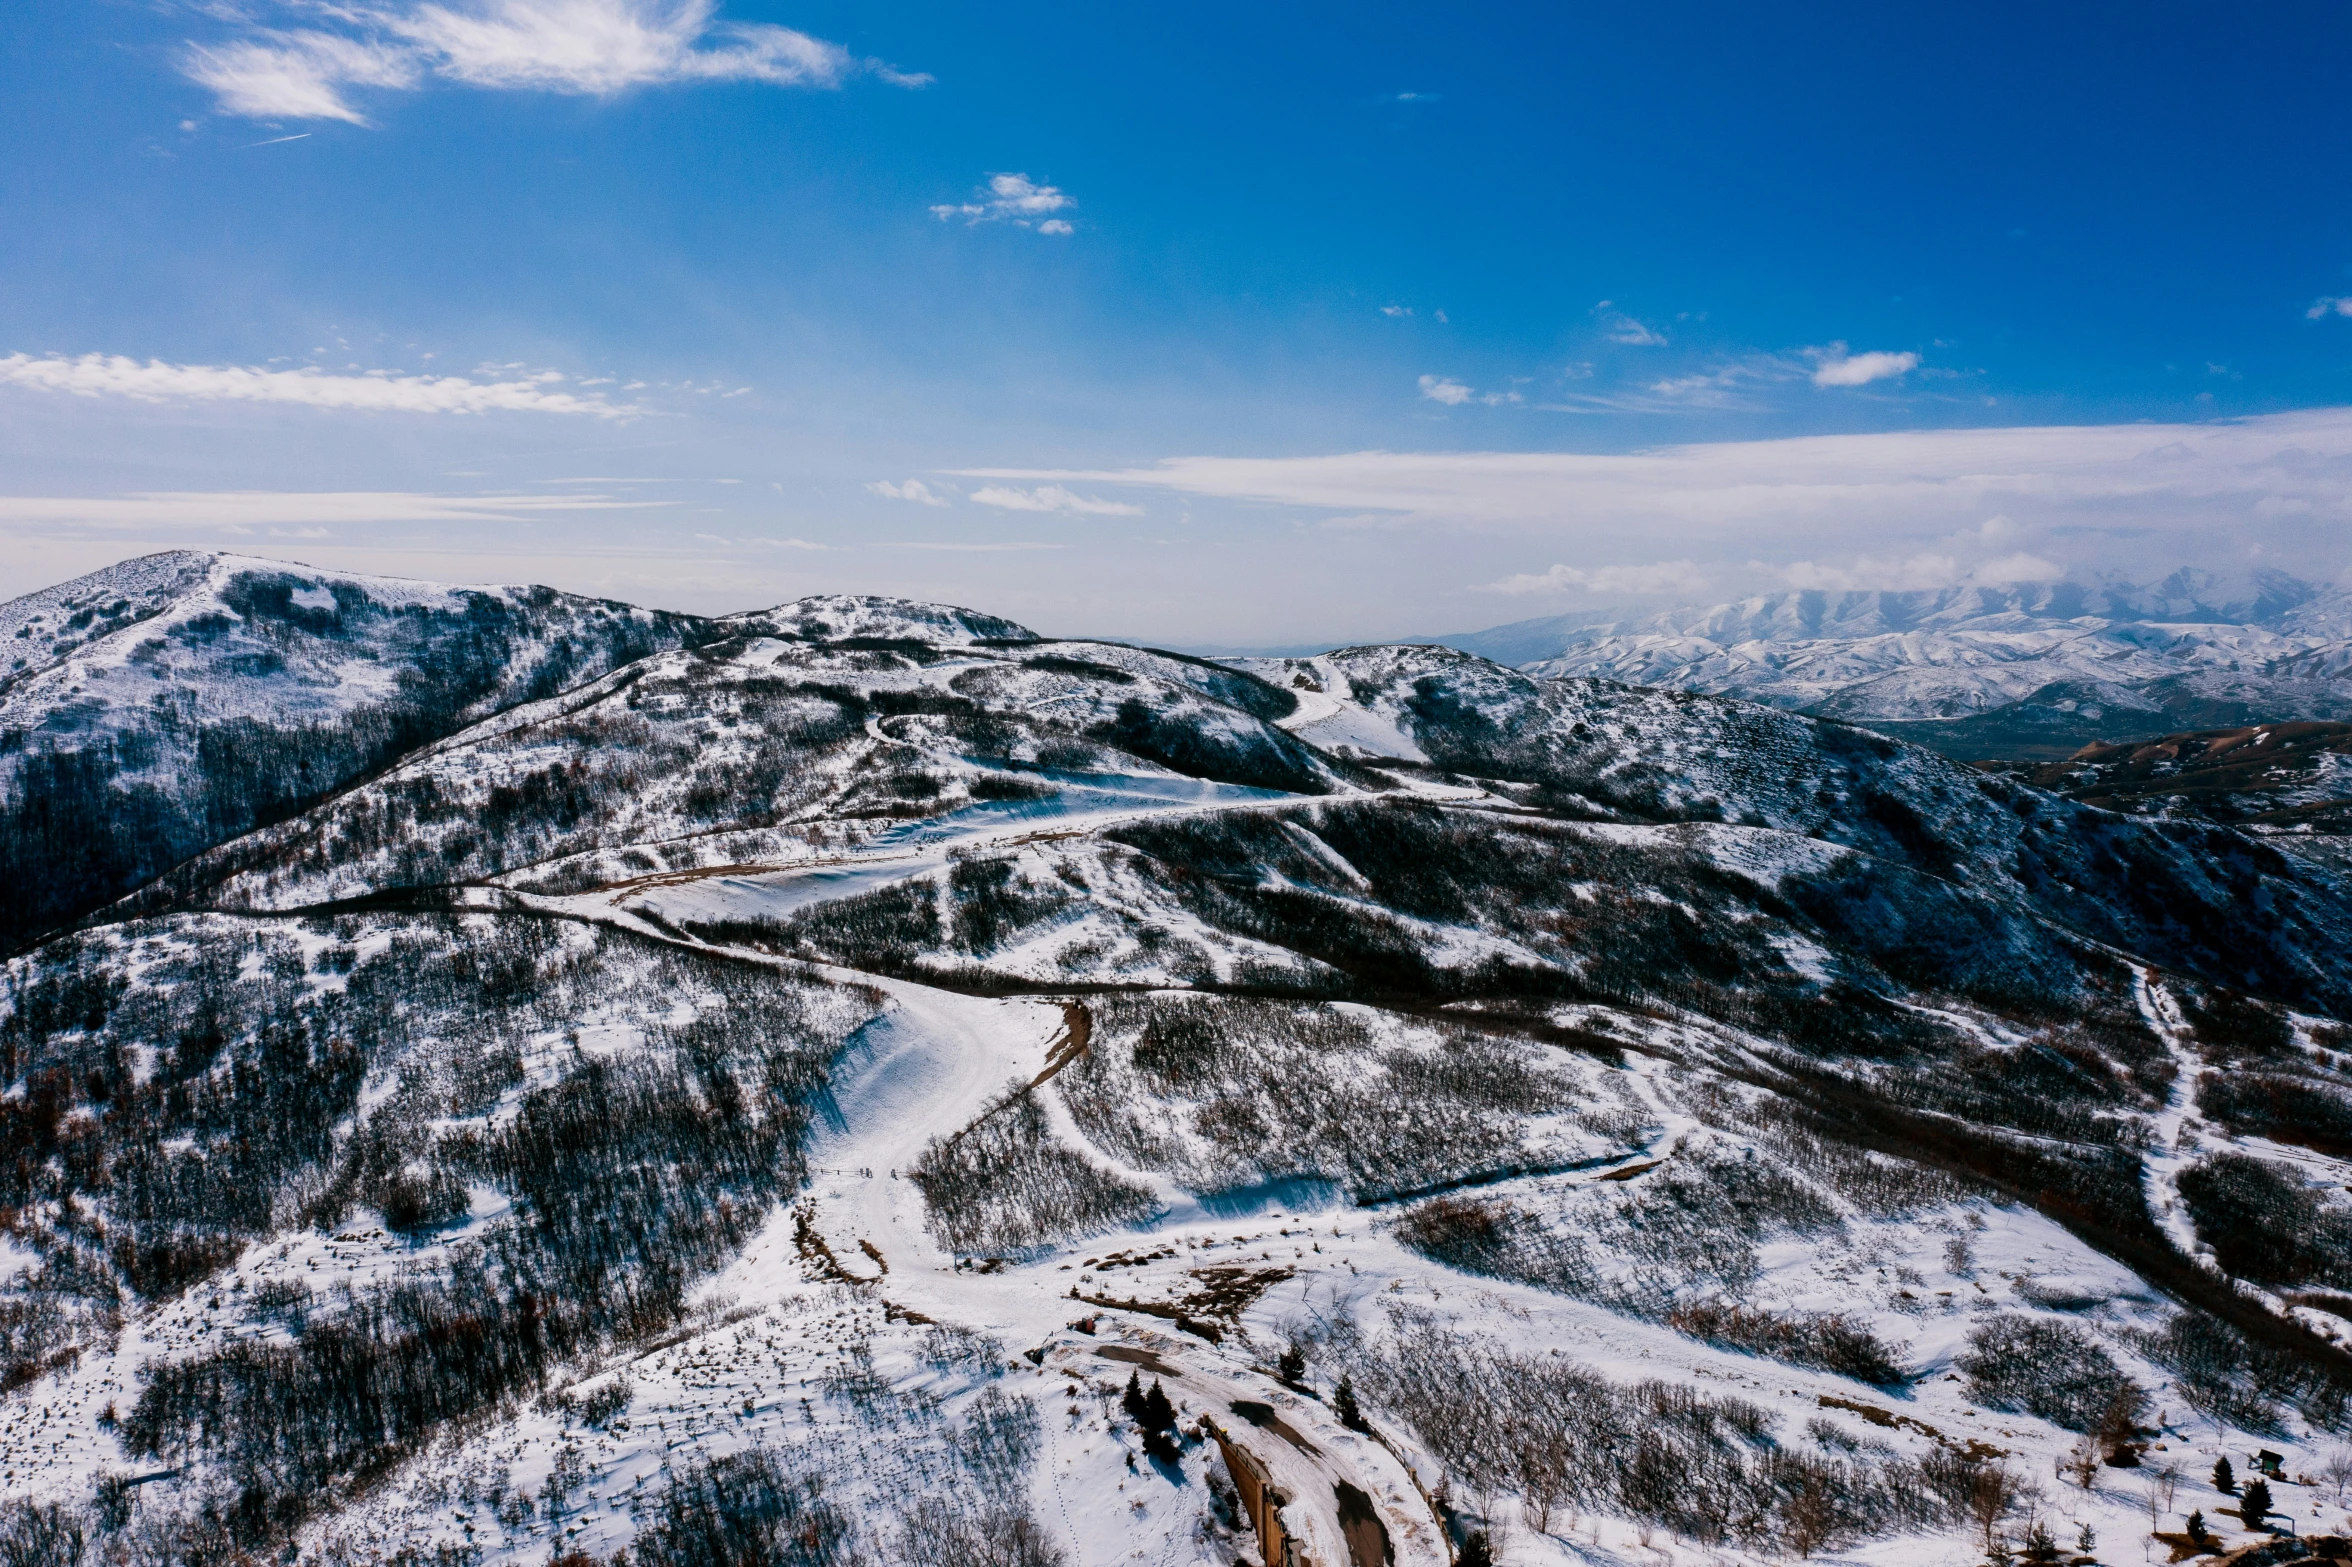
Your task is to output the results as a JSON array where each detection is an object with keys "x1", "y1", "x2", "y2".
[
  {"x1": 0, "y1": 552, "x2": 711, "y2": 952},
  {"x1": 1442, "y1": 570, "x2": 2352, "y2": 760},
  {"x1": 6, "y1": 558, "x2": 2352, "y2": 1567}
]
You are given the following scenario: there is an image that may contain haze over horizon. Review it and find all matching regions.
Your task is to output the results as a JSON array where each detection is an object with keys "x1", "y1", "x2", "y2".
[{"x1": 5, "y1": 3, "x2": 2351, "y2": 642}]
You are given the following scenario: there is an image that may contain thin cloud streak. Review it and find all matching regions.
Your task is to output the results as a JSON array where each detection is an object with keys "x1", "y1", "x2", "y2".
[
  {"x1": 960, "y1": 408, "x2": 2352, "y2": 561},
  {"x1": 967, "y1": 483, "x2": 1139, "y2": 516},
  {"x1": 1482, "y1": 560, "x2": 1709, "y2": 596},
  {"x1": 867, "y1": 478, "x2": 952, "y2": 506},
  {"x1": 0, "y1": 490, "x2": 672, "y2": 530},
  {"x1": 0, "y1": 354, "x2": 637, "y2": 418}
]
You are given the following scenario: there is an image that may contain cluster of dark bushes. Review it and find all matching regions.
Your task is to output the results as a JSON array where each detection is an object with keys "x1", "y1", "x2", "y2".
[
  {"x1": 1090, "y1": 696, "x2": 1333, "y2": 795},
  {"x1": 2199, "y1": 1068, "x2": 2352, "y2": 1159},
  {"x1": 1680, "y1": 1082, "x2": 1974, "y2": 1218},
  {"x1": 909, "y1": 1079, "x2": 1156, "y2": 1253},
  {"x1": 947, "y1": 857, "x2": 1076, "y2": 954},
  {"x1": 1392, "y1": 1195, "x2": 1603, "y2": 1299},
  {"x1": 2132, "y1": 1306, "x2": 2352, "y2": 1433},
  {"x1": 1059, "y1": 993, "x2": 1593, "y2": 1201},
  {"x1": 158, "y1": 673, "x2": 874, "y2": 905},
  {"x1": 2181, "y1": 985, "x2": 2297, "y2": 1061},
  {"x1": 620, "y1": 1447, "x2": 857, "y2": 1567},
  {"x1": 1390, "y1": 1139, "x2": 1910, "y2": 1380},
  {"x1": 695, "y1": 853, "x2": 1077, "y2": 972},
  {"x1": 121, "y1": 969, "x2": 870, "y2": 1529},
  {"x1": 1665, "y1": 1302, "x2": 1910, "y2": 1386},
  {"x1": 2177, "y1": 1151, "x2": 2352, "y2": 1287},
  {"x1": 1956, "y1": 1315, "x2": 2143, "y2": 1432},
  {"x1": 1337, "y1": 1312, "x2": 1998, "y2": 1551}
]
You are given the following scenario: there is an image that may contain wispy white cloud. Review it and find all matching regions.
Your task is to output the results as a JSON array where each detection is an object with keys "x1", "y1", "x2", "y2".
[
  {"x1": 958, "y1": 408, "x2": 2352, "y2": 572},
  {"x1": 967, "y1": 484, "x2": 1140, "y2": 516},
  {"x1": 2309, "y1": 297, "x2": 2352, "y2": 320},
  {"x1": 182, "y1": 0, "x2": 925, "y2": 122},
  {"x1": 1482, "y1": 560, "x2": 1708, "y2": 596},
  {"x1": 186, "y1": 32, "x2": 421, "y2": 124},
  {"x1": 931, "y1": 173, "x2": 1075, "y2": 232},
  {"x1": 0, "y1": 490, "x2": 669, "y2": 529},
  {"x1": 0, "y1": 352, "x2": 636, "y2": 417},
  {"x1": 1381, "y1": 305, "x2": 1412, "y2": 318},
  {"x1": 1808, "y1": 345, "x2": 1919, "y2": 388},
  {"x1": 867, "y1": 478, "x2": 951, "y2": 506},
  {"x1": 1541, "y1": 346, "x2": 1915, "y2": 414},
  {"x1": 695, "y1": 531, "x2": 827, "y2": 548},
  {"x1": 1593, "y1": 301, "x2": 1667, "y2": 346},
  {"x1": 1418, "y1": 374, "x2": 1519, "y2": 408}
]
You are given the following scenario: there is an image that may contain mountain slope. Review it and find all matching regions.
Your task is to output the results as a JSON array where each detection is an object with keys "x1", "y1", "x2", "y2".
[
  {"x1": 0, "y1": 552, "x2": 711, "y2": 951},
  {"x1": 5, "y1": 564, "x2": 2352, "y2": 1567}
]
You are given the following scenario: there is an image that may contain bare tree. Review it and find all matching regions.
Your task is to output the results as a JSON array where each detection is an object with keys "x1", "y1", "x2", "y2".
[
  {"x1": 2154, "y1": 1460, "x2": 2182, "y2": 1513},
  {"x1": 1787, "y1": 1475, "x2": 1838, "y2": 1559},
  {"x1": 2063, "y1": 1436, "x2": 2104, "y2": 1490},
  {"x1": 1970, "y1": 1463, "x2": 2026, "y2": 1555},
  {"x1": 2324, "y1": 1448, "x2": 2352, "y2": 1505},
  {"x1": 1515, "y1": 1430, "x2": 1573, "y2": 1536}
]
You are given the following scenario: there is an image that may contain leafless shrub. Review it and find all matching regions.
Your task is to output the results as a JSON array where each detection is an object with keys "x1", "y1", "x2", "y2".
[
  {"x1": 955, "y1": 1385, "x2": 1043, "y2": 1501},
  {"x1": 621, "y1": 1445, "x2": 855, "y2": 1566},
  {"x1": 1060, "y1": 994, "x2": 1582, "y2": 1201},
  {"x1": 891, "y1": 1494, "x2": 1065, "y2": 1567},
  {"x1": 1339, "y1": 1309, "x2": 1963, "y2": 1552},
  {"x1": 1958, "y1": 1315, "x2": 2142, "y2": 1432},
  {"x1": 1666, "y1": 1301, "x2": 1912, "y2": 1386},
  {"x1": 2127, "y1": 1310, "x2": 2349, "y2": 1434},
  {"x1": 910, "y1": 1080, "x2": 1156, "y2": 1254}
]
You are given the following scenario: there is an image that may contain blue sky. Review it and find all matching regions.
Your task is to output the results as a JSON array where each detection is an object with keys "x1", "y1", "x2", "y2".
[{"x1": 3, "y1": 2, "x2": 2351, "y2": 641}]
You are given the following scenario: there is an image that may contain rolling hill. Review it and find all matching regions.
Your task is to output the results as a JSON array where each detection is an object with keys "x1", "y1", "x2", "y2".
[{"x1": 4, "y1": 557, "x2": 2352, "y2": 1567}]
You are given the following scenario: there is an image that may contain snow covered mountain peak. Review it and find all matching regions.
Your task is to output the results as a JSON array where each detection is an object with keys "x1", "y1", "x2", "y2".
[{"x1": 731, "y1": 591, "x2": 1041, "y2": 646}]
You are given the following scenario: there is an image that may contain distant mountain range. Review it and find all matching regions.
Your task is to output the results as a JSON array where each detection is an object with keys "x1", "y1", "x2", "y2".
[{"x1": 1436, "y1": 568, "x2": 2352, "y2": 759}]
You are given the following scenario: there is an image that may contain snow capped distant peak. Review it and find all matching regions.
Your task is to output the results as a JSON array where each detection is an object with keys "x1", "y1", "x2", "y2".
[{"x1": 1434, "y1": 566, "x2": 2352, "y2": 755}]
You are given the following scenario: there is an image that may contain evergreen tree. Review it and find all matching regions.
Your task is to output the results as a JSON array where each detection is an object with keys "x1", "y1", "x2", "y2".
[
  {"x1": 1142, "y1": 1380, "x2": 1176, "y2": 1435},
  {"x1": 1122, "y1": 1369, "x2": 1147, "y2": 1426},
  {"x1": 1332, "y1": 1375, "x2": 1368, "y2": 1433},
  {"x1": 2240, "y1": 1479, "x2": 2272, "y2": 1527},
  {"x1": 1457, "y1": 1531, "x2": 1494, "y2": 1567},
  {"x1": 2213, "y1": 1457, "x2": 2235, "y2": 1495},
  {"x1": 2186, "y1": 1511, "x2": 2209, "y2": 1543},
  {"x1": 1277, "y1": 1342, "x2": 1307, "y2": 1384}
]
